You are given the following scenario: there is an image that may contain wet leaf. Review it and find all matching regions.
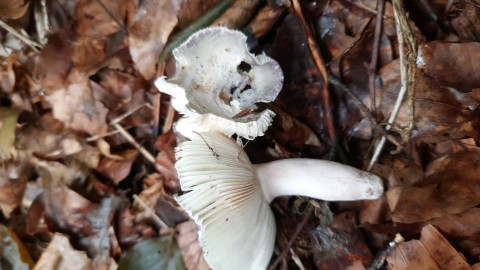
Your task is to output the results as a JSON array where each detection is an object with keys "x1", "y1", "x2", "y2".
[{"x1": 117, "y1": 236, "x2": 185, "y2": 270}]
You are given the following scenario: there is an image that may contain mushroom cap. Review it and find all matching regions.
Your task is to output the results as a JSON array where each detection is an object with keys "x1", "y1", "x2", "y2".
[
  {"x1": 175, "y1": 131, "x2": 276, "y2": 270},
  {"x1": 155, "y1": 26, "x2": 284, "y2": 139}
]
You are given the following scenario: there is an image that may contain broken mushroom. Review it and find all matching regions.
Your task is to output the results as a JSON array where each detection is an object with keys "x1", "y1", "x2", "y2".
[
  {"x1": 155, "y1": 26, "x2": 283, "y2": 139},
  {"x1": 175, "y1": 131, "x2": 384, "y2": 270}
]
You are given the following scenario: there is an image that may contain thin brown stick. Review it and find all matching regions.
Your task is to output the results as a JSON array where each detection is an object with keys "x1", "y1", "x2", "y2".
[
  {"x1": 268, "y1": 207, "x2": 313, "y2": 270},
  {"x1": 368, "y1": 0, "x2": 418, "y2": 170},
  {"x1": 290, "y1": 0, "x2": 336, "y2": 148},
  {"x1": 153, "y1": 63, "x2": 166, "y2": 139},
  {"x1": 133, "y1": 195, "x2": 168, "y2": 228},
  {"x1": 110, "y1": 102, "x2": 152, "y2": 125},
  {"x1": 113, "y1": 123, "x2": 156, "y2": 163},
  {"x1": 368, "y1": 0, "x2": 385, "y2": 116}
]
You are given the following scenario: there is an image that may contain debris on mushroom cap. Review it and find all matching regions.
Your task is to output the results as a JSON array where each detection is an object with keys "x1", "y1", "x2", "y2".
[
  {"x1": 155, "y1": 26, "x2": 284, "y2": 139},
  {"x1": 175, "y1": 131, "x2": 276, "y2": 270}
]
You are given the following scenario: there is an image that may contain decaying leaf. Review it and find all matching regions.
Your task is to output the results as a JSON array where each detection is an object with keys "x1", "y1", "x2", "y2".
[
  {"x1": 387, "y1": 225, "x2": 470, "y2": 269},
  {"x1": 417, "y1": 41, "x2": 480, "y2": 92},
  {"x1": 128, "y1": 0, "x2": 183, "y2": 79},
  {"x1": 46, "y1": 76, "x2": 108, "y2": 135},
  {"x1": 388, "y1": 149, "x2": 480, "y2": 223},
  {"x1": 98, "y1": 149, "x2": 138, "y2": 185},
  {"x1": 33, "y1": 234, "x2": 93, "y2": 270}
]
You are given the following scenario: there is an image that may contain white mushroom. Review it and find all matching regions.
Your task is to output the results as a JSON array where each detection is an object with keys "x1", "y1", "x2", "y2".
[
  {"x1": 155, "y1": 26, "x2": 284, "y2": 139},
  {"x1": 175, "y1": 131, "x2": 384, "y2": 270}
]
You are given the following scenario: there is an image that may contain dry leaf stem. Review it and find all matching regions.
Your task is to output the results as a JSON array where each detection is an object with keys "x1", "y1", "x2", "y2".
[
  {"x1": 368, "y1": 0, "x2": 418, "y2": 170},
  {"x1": 290, "y1": 0, "x2": 336, "y2": 149},
  {"x1": 133, "y1": 195, "x2": 168, "y2": 228},
  {"x1": 368, "y1": 0, "x2": 385, "y2": 116},
  {"x1": 113, "y1": 123, "x2": 155, "y2": 163},
  {"x1": 0, "y1": 20, "x2": 42, "y2": 52}
]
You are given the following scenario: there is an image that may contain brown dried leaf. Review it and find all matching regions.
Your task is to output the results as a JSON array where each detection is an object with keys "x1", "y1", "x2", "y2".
[
  {"x1": 33, "y1": 234, "x2": 93, "y2": 270},
  {"x1": 212, "y1": 0, "x2": 263, "y2": 29},
  {"x1": 46, "y1": 76, "x2": 108, "y2": 135},
  {"x1": 387, "y1": 149, "x2": 480, "y2": 223},
  {"x1": 387, "y1": 225, "x2": 471, "y2": 270},
  {"x1": 446, "y1": 0, "x2": 480, "y2": 42},
  {"x1": 380, "y1": 60, "x2": 479, "y2": 142},
  {"x1": 176, "y1": 220, "x2": 210, "y2": 270},
  {"x1": 128, "y1": 0, "x2": 183, "y2": 80},
  {"x1": 98, "y1": 149, "x2": 138, "y2": 185},
  {"x1": 0, "y1": 0, "x2": 30, "y2": 19},
  {"x1": 418, "y1": 42, "x2": 480, "y2": 92},
  {"x1": 75, "y1": 0, "x2": 127, "y2": 37},
  {"x1": 248, "y1": 4, "x2": 284, "y2": 39},
  {"x1": 0, "y1": 162, "x2": 28, "y2": 218},
  {"x1": 177, "y1": 0, "x2": 221, "y2": 28}
]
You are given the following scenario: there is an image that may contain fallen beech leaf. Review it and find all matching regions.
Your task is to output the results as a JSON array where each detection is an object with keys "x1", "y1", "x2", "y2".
[
  {"x1": 0, "y1": 225, "x2": 33, "y2": 269},
  {"x1": 0, "y1": 0, "x2": 30, "y2": 19},
  {"x1": 388, "y1": 149, "x2": 480, "y2": 223},
  {"x1": 33, "y1": 234, "x2": 93, "y2": 270},
  {"x1": 0, "y1": 107, "x2": 22, "y2": 161},
  {"x1": 176, "y1": 220, "x2": 210, "y2": 270},
  {"x1": 117, "y1": 236, "x2": 185, "y2": 270},
  {"x1": 46, "y1": 78, "x2": 108, "y2": 135},
  {"x1": 177, "y1": 0, "x2": 221, "y2": 28},
  {"x1": 75, "y1": 0, "x2": 127, "y2": 37},
  {"x1": 387, "y1": 225, "x2": 471, "y2": 270},
  {"x1": 380, "y1": 60, "x2": 479, "y2": 142},
  {"x1": 98, "y1": 149, "x2": 138, "y2": 185},
  {"x1": 0, "y1": 162, "x2": 28, "y2": 218},
  {"x1": 128, "y1": 0, "x2": 183, "y2": 79},
  {"x1": 212, "y1": 0, "x2": 263, "y2": 29},
  {"x1": 417, "y1": 42, "x2": 480, "y2": 92}
]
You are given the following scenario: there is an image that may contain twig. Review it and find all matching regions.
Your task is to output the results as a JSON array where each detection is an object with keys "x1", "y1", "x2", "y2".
[
  {"x1": 133, "y1": 195, "x2": 168, "y2": 228},
  {"x1": 268, "y1": 207, "x2": 313, "y2": 270},
  {"x1": 152, "y1": 63, "x2": 166, "y2": 139},
  {"x1": 368, "y1": 0, "x2": 417, "y2": 170},
  {"x1": 110, "y1": 102, "x2": 152, "y2": 125},
  {"x1": 346, "y1": 0, "x2": 394, "y2": 21},
  {"x1": 0, "y1": 20, "x2": 42, "y2": 52},
  {"x1": 368, "y1": 0, "x2": 385, "y2": 116},
  {"x1": 86, "y1": 129, "x2": 123, "y2": 142},
  {"x1": 329, "y1": 19, "x2": 371, "y2": 64},
  {"x1": 289, "y1": 0, "x2": 336, "y2": 149},
  {"x1": 113, "y1": 123, "x2": 156, "y2": 163},
  {"x1": 367, "y1": 233, "x2": 405, "y2": 270},
  {"x1": 162, "y1": 103, "x2": 175, "y2": 134}
]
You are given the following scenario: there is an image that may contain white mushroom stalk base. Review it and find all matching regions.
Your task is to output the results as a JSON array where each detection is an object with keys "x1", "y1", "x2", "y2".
[
  {"x1": 255, "y1": 159, "x2": 384, "y2": 203},
  {"x1": 174, "y1": 131, "x2": 384, "y2": 270}
]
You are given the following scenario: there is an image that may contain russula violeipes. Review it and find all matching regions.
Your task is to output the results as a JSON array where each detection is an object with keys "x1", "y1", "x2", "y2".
[
  {"x1": 175, "y1": 131, "x2": 384, "y2": 270},
  {"x1": 155, "y1": 26, "x2": 283, "y2": 140}
]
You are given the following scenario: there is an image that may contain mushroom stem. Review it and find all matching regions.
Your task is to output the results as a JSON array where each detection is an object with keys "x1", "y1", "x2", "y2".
[{"x1": 254, "y1": 159, "x2": 384, "y2": 203}]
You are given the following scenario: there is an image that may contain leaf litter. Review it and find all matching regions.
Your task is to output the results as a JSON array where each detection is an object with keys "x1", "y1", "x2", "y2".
[{"x1": 1, "y1": 0, "x2": 480, "y2": 269}]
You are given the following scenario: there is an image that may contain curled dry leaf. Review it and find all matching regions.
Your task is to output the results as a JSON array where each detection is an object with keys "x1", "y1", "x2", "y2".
[
  {"x1": 386, "y1": 225, "x2": 471, "y2": 269},
  {"x1": 128, "y1": 0, "x2": 183, "y2": 80},
  {"x1": 387, "y1": 149, "x2": 480, "y2": 223},
  {"x1": 417, "y1": 41, "x2": 480, "y2": 92},
  {"x1": 98, "y1": 149, "x2": 138, "y2": 185},
  {"x1": 33, "y1": 234, "x2": 93, "y2": 270},
  {"x1": 46, "y1": 76, "x2": 108, "y2": 135},
  {"x1": 0, "y1": 0, "x2": 30, "y2": 19},
  {"x1": 156, "y1": 26, "x2": 283, "y2": 139}
]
